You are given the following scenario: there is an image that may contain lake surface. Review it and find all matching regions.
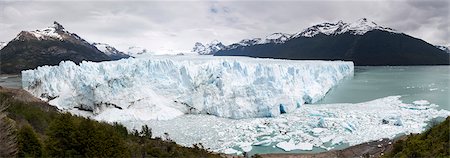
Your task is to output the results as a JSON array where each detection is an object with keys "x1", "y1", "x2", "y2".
[
  {"x1": 0, "y1": 75, "x2": 21, "y2": 88},
  {"x1": 317, "y1": 66, "x2": 449, "y2": 110},
  {"x1": 247, "y1": 66, "x2": 450, "y2": 155}
]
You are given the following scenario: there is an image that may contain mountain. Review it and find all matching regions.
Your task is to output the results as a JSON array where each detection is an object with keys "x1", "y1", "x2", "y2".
[
  {"x1": 214, "y1": 18, "x2": 449, "y2": 66},
  {"x1": 92, "y1": 43, "x2": 130, "y2": 60},
  {"x1": 125, "y1": 46, "x2": 153, "y2": 58},
  {"x1": 193, "y1": 33, "x2": 292, "y2": 55},
  {"x1": 435, "y1": 45, "x2": 450, "y2": 53},
  {"x1": 0, "y1": 21, "x2": 129, "y2": 74},
  {"x1": 192, "y1": 40, "x2": 226, "y2": 55}
]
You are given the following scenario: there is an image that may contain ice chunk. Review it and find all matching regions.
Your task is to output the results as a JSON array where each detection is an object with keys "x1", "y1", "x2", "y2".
[
  {"x1": 341, "y1": 122, "x2": 357, "y2": 132},
  {"x1": 223, "y1": 148, "x2": 238, "y2": 154},
  {"x1": 276, "y1": 141, "x2": 314, "y2": 151},
  {"x1": 276, "y1": 141, "x2": 298, "y2": 151},
  {"x1": 253, "y1": 139, "x2": 272, "y2": 146},
  {"x1": 22, "y1": 56, "x2": 353, "y2": 120},
  {"x1": 413, "y1": 100, "x2": 430, "y2": 105},
  {"x1": 297, "y1": 142, "x2": 314, "y2": 151},
  {"x1": 240, "y1": 145, "x2": 252, "y2": 152},
  {"x1": 312, "y1": 128, "x2": 326, "y2": 134},
  {"x1": 320, "y1": 135, "x2": 335, "y2": 143}
]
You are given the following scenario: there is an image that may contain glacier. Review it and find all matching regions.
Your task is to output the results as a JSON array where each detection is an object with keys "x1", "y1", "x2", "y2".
[
  {"x1": 19, "y1": 56, "x2": 450, "y2": 155},
  {"x1": 22, "y1": 56, "x2": 353, "y2": 120}
]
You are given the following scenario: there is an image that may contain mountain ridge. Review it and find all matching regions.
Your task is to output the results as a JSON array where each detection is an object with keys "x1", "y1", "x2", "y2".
[
  {"x1": 194, "y1": 18, "x2": 399, "y2": 55},
  {"x1": 211, "y1": 18, "x2": 449, "y2": 65},
  {"x1": 0, "y1": 21, "x2": 129, "y2": 74}
]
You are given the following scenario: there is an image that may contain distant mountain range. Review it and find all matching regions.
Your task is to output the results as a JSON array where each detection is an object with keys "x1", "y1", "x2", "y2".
[
  {"x1": 125, "y1": 46, "x2": 154, "y2": 57},
  {"x1": 0, "y1": 22, "x2": 131, "y2": 74},
  {"x1": 194, "y1": 18, "x2": 449, "y2": 65}
]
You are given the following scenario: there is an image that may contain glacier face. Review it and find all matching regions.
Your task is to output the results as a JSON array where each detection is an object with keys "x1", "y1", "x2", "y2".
[{"x1": 22, "y1": 56, "x2": 353, "y2": 120}]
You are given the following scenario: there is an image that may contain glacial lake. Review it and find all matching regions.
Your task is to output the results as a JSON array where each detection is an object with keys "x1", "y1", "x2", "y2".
[
  {"x1": 317, "y1": 66, "x2": 449, "y2": 111},
  {"x1": 247, "y1": 66, "x2": 450, "y2": 155},
  {"x1": 1, "y1": 66, "x2": 449, "y2": 155}
]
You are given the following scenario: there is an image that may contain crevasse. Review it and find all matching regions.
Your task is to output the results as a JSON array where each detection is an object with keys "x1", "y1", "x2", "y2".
[{"x1": 22, "y1": 56, "x2": 354, "y2": 120}]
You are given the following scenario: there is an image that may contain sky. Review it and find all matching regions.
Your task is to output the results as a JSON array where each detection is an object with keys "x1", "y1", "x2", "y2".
[{"x1": 0, "y1": 0, "x2": 448, "y2": 54}]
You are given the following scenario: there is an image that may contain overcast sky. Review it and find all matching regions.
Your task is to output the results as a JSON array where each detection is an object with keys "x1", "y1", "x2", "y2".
[{"x1": 0, "y1": 0, "x2": 448, "y2": 54}]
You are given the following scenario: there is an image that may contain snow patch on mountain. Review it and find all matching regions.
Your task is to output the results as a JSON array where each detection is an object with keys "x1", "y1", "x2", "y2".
[
  {"x1": 126, "y1": 46, "x2": 154, "y2": 58},
  {"x1": 22, "y1": 56, "x2": 353, "y2": 120},
  {"x1": 92, "y1": 43, "x2": 130, "y2": 60},
  {"x1": 293, "y1": 18, "x2": 398, "y2": 38},
  {"x1": 435, "y1": 45, "x2": 450, "y2": 53},
  {"x1": 93, "y1": 43, "x2": 119, "y2": 56},
  {"x1": 0, "y1": 42, "x2": 7, "y2": 50},
  {"x1": 264, "y1": 33, "x2": 292, "y2": 44}
]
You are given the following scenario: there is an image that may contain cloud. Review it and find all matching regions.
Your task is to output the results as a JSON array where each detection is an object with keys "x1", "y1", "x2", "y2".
[{"x1": 0, "y1": 0, "x2": 448, "y2": 53}]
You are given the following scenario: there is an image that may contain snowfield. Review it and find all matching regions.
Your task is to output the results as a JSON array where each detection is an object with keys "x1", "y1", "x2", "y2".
[{"x1": 22, "y1": 56, "x2": 353, "y2": 120}]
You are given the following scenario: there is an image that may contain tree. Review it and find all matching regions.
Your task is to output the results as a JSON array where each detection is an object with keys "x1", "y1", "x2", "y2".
[
  {"x1": 0, "y1": 99, "x2": 17, "y2": 157},
  {"x1": 44, "y1": 113, "x2": 80, "y2": 157},
  {"x1": 140, "y1": 125, "x2": 152, "y2": 139},
  {"x1": 17, "y1": 124, "x2": 42, "y2": 157}
]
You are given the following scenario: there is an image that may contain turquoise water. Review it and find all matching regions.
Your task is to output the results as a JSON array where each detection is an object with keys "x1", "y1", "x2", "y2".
[
  {"x1": 247, "y1": 66, "x2": 450, "y2": 155},
  {"x1": 318, "y1": 66, "x2": 450, "y2": 110}
]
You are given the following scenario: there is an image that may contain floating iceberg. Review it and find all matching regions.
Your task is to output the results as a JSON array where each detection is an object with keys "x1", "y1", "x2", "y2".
[
  {"x1": 22, "y1": 56, "x2": 353, "y2": 120},
  {"x1": 129, "y1": 96, "x2": 449, "y2": 154}
]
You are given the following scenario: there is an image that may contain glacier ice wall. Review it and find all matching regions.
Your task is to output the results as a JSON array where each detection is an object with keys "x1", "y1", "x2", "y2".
[{"x1": 22, "y1": 56, "x2": 353, "y2": 120}]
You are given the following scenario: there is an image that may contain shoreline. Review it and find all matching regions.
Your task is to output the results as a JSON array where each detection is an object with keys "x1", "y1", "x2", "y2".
[{"x1": 256, "y1": 136, "x2": 407, "y2": 158}]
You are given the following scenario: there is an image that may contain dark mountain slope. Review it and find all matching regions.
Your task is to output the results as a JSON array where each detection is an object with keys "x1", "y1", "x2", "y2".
[
  {"x1": 0, "y1": 22, "x2": 129, "y2": 74},
  {"x1": 214, "y1": 19, "x2": 449, "y2": 65}
]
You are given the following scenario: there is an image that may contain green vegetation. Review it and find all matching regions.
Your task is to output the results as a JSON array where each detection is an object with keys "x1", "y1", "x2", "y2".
[
  {"x1": 384, "y1": 117, "x2": 450, "y2": 157},
  {"x1": 18, "y1": 124, "x2": 42, "y2": 157},
  {"x1": 0, "y1": 100, "x2": 17, "y2": 157},
  {"x1": 0, "y1": 90, "x2": 221, "y2": 158}
]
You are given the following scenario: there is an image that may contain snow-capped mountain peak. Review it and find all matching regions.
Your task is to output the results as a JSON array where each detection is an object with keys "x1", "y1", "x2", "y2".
[
  {"x1": 13, "y1": 21, "x2": 85, "y2": 42},
  {"x1": 23, "y1": 21, "x2": 65, "y2": 40},
  {"x1": 52, "y1": 21, "x2": 65, "y2": 32},
  {"x1": 192, "y1": 40, "x2": 226, "y2": 55},
  {"x1": 264, "y1": 33, "x2": 292, "y2": 44},
  {"x1": 126, "y1": 46, "x2": 154, "y2": 57},
  {"x1": 293, "y1": 18, "x2": 398, "y2": 38}
]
